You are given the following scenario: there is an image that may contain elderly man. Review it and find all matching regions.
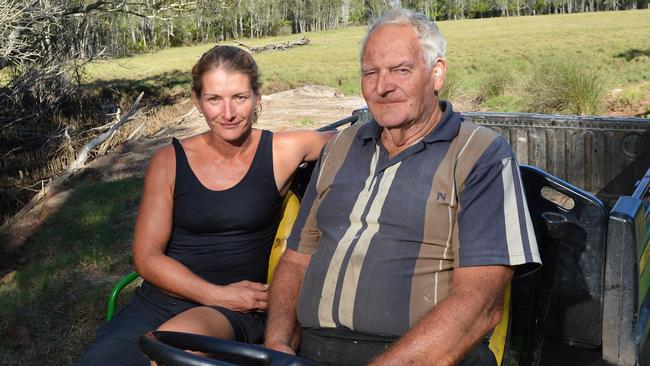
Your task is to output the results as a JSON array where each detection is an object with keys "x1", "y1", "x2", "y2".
[{"x1": 265, "y1": 8, "x2": 540, "y2": 366}]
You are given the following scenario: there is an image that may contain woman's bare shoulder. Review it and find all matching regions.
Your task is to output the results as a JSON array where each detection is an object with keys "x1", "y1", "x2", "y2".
[
  {"x1": 150, "y1": 143, "x2": 175, "y2": 165},
  {"x1": 273, "y1": 129, "x2": 336, "y2": 162},
  {"x1": 146, "y1": 140, "x2": 181, "y2": 180}
]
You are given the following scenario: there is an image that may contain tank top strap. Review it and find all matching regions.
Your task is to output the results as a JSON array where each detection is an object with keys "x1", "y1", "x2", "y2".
[
  {"x1": 249, "y1": 130, "x2": 275, "y2": 187},
  {"x1": 171, "y1": 137, "x2": 193, "y2": 192}
]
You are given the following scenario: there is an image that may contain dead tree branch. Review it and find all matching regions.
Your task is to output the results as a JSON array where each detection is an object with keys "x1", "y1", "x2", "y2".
[
  {"x1": 65, "y1": 91, "x2": 143, "y2": 174},
  {"x1": 235, "y1": 37, "x2": 310, "y2": 53}
]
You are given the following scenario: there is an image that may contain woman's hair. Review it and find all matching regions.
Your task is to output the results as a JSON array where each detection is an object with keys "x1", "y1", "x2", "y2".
[
  {"x1": 191, "y1": 45, "x2": 261, "y2": 96},
  {"x1": 361, "y1": 7, "x2": 447, "y2": 69}
]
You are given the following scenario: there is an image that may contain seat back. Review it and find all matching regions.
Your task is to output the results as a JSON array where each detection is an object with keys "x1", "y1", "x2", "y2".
[
  {"x1": 603, "y1": 167, "x2": 650, "y2": 366},
  {"x1": 521, "y1": 165, "x2": 608, "y2": 345},
  {"x1": 501, "y1": 165, "x2": 608, "y2": 366}
]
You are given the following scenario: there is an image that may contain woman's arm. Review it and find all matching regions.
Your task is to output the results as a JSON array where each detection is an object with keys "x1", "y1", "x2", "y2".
[
  {"x1": 132, "y1": 146, "x2": 267, "y2": 311},
  {"x1": 272, "y1": 130, "x2": 336, "y2": 193},
  {"x1": 288, "y1": 130, "x2": 337, "y2": 162}
]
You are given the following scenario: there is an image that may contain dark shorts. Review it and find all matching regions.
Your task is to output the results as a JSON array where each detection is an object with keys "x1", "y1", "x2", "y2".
[
  {"x1": 210, "y1": 305, "x2": 266, "y2": 344},
  {"x1": 76, "y1": 282, "x2": 265, "y2": 366},
  {"x1": 299, "y1": 327, "x2": 496, "y2": 366}
]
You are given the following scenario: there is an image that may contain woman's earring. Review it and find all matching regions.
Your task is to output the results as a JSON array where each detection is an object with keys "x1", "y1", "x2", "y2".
[{"x1": 253, "y1": 104, "x2": 262, "y2": 124}]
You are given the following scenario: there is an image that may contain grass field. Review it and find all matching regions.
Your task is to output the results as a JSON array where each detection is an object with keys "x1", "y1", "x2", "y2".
[
  {"x1": 87, "y1": 10, "x2": 650, "y2": 113},
  {"x1": 1, "y1": 10, "x2": 649, "y2": 366}
]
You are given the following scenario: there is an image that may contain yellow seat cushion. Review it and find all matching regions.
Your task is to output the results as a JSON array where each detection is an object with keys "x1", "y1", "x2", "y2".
[{"x1": 267, "y1": 191, "x2": 301, "y2": 283}]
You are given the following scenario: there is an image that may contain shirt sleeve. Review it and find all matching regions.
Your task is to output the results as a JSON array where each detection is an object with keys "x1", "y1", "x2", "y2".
[
  {"x1": 286, "y1": 150, "x2": 324, "y2": 255},
  {"x1": 457, "y1": 138, "x2": 541, "y2": 276}
]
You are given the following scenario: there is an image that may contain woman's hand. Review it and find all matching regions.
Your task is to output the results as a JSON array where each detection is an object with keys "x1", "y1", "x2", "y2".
[{"x1": 211, "y1": 280, "x2": 269, "y2": 312}]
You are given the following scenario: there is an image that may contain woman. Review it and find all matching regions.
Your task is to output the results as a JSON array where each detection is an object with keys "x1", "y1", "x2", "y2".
[{"x1": 77, "y1": 45, "x2": 333, "y2": 366}]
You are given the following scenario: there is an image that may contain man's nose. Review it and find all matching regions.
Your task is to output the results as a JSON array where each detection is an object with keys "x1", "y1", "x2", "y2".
[{"x1": 376, "y1": 71, "x2": 395, "y2": 96}]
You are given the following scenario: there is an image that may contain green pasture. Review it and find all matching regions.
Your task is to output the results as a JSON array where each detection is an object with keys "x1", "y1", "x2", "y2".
[{"x1": 87, "y1": 10, "x2": 650, "y2": 113}]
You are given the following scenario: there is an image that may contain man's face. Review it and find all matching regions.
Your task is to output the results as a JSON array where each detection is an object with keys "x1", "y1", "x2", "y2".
[{"x1": 361, "y1": 24, "x2": 443, "y2": 129}]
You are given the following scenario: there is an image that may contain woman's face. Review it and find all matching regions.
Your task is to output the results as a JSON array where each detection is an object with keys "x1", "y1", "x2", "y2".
[{"x1": 193, "y1": 67, "x2": 260, "y2": 144}]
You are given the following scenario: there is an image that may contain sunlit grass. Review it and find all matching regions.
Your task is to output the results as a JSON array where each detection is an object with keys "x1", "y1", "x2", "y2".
[{"x1": 86, "y1": 10, "x2": 650, "y2": 112}]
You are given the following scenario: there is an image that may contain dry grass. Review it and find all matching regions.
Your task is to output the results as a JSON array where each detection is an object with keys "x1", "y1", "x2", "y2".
[{"x1": 523, "y1": 57, "x2": 605, "y2": 115}]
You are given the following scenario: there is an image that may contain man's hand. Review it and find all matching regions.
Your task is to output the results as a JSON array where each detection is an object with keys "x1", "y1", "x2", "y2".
[
  {"x1": 264, "y1": 249, "x2": 311, "y2": 354},
  {"x1": 370, "y1": 265, "x2": 513, "y2": 366},
  {"x1": 265, "y1": 342, "x2": 296, "y2": 355}
]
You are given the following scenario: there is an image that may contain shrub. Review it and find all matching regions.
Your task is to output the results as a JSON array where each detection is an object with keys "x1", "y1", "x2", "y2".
[
  {"x1": 523, "y1": 58, "x2": 604, "y2": 115},
  {"x1": 475, "y1": 66, "x2": 513, "y2": 104}
]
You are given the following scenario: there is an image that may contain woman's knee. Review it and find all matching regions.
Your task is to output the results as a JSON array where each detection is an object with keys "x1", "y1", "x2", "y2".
[{"x1": 157, "y1": 306, "x2": 235, "y2": 340}]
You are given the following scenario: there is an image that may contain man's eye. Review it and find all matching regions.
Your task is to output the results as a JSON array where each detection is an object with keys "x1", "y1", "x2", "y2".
[
  {"x1": 362, "y1": 70, "x2": 377, "y2": 77},
  {"x1": 395, "y1": 68, "x2": 410, "y2": 75},
  {"x1": 236, "y1": 95, "x2": 248, "y2": 101}
]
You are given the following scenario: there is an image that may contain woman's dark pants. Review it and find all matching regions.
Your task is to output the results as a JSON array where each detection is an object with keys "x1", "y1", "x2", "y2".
[{"x1": 76, "y1": 283, "x2": 199, "y2": 366}]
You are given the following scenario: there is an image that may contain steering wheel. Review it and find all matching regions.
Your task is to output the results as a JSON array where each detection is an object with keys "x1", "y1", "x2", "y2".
[{"x1": 139, "y1": 331, "x2": 320, "y2": 366}]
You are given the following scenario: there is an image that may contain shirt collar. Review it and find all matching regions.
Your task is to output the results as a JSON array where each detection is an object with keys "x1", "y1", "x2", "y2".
[{"x1": 359, "y1": 100, "x2": 461, "y2": 144}]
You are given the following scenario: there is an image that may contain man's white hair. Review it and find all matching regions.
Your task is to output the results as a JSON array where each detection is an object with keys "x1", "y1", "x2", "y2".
[{"x1": 361, "y1": 7, "x2": 447, "y2": 69}]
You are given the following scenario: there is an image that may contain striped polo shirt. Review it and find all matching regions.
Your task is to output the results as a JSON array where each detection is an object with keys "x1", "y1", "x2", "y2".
[{"x1": 288, "y1": 101, "x2": 541, "y2": 337}]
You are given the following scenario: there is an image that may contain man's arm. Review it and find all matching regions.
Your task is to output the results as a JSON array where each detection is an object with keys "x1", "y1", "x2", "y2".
[
  {"x1": 265, "y1": 249, "x2": 311, "y2": 354},
  {"x1": 370, "y1": 265, "x2": 513, "y2": 366}
]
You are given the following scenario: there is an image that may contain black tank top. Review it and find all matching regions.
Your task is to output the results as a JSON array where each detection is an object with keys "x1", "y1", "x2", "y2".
[{"x1": 165, "y1": 130, "x2": 283, "y2": 285}]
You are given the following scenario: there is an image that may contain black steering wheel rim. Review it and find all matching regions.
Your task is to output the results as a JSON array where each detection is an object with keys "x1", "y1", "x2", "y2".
[{"x1": 139, "y1": 331, "x2": 319, "y2": 366}]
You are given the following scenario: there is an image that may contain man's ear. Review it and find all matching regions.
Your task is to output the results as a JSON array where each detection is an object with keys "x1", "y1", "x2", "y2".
[{"x1": 432, "y1": 59, "x2": 447, "y2": 92}]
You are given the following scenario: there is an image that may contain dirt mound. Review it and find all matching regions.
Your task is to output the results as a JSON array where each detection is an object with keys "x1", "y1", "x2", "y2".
[{"x1": 258, "y1": 85, "x2": 365, "y2": 131}]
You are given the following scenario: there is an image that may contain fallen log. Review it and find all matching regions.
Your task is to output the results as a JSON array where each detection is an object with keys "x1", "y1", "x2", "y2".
[{"x1": 235, "y1": 37, "x2": 310, "y2": 53}]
